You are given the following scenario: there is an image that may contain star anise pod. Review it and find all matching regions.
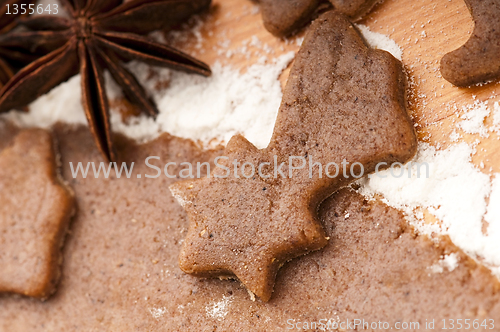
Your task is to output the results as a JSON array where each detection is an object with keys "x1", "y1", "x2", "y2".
[
  {"x1": 0, "y1": 0, "x2": 211, "y2": 161},
  {"x1": 0, "y1": 0, "x2": 36, "y2": 89}
]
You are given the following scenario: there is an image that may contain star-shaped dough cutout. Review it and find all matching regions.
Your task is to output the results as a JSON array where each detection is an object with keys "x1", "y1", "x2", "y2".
[
  {"x1": 440, "y1": 0, "x2": 500, "y2": 86},
  {"x1": 0, "y1": 129, "x2": 75, "y2": 299},
  {"x1": 329, "y1": 0, "x2": 382, "y2": 21},
  {"x1": 259, "y1": 0, "x2": 382, "y2": 36},
  {"x1": 260, "y1": 0, "x2": 321, "y2": 37},
  {"x1": 170, "y1": 11, "x2": 417, "y2": 301}
]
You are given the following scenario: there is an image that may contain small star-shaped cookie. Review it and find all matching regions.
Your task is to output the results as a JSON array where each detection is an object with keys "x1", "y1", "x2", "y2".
[
  {"x1": 440, "y1": 0, "x2": 500, "y2": 86},
  {"x1": 259, "y1": 0, "x2": 383, "y2": 36},
  {"x1": 260, "y1": 0, "x2": 321, "y2": 37},
  {"x1": 329, "y1": 0, "x2": 382, "y2": 21},
  {"x1": 0, "y1": 129, "x2": 75, "y2": 299},
  {"x1": 170, "y1": 11, "x2": 417, "y2": 301}
]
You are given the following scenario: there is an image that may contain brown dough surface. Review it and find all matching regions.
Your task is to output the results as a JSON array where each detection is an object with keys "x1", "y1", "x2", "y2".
[
  {"x1": 170, "y1": 11, "x2": 417, "y2": 301},
  {"x1": 259, "y1": 0, "x2": 382, "y2": 37},
  {"x1": 440, "y1": 0, "x2": 500, "y2": 86},
  {"x1": 329, "y1": 0, "x2": 382, "y2": 20},
  {"x1": 0, "y1": 125, "x2": 498, "y2": 330},
  {"x1": 260, "y1": 0, "x2": 320, "y2": 37},
  {"x1": 0, "y1": 128, "x2": 74, "y2": 299}
]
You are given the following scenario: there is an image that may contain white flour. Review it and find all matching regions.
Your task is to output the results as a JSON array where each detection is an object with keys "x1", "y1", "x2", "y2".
[
  {"x1": 493, "y1": 102, "x2": 500, "y2": 133},
  {"x1": 124, "y1": 54, "x2": 294, "y2": 149},
  {"x1": 457, "y1": 101, "x2": 491, "y2": 137},
  {"x1": 358, "y1": 99, "x2": 500, "y2": 275},
  {"x1": 148, "y1": 307, "x2": 167, "y2": 320},
  {"x1": 429, "y1": 253, "x2": 459, "y2": 274},
  {"x1": 356, "y1": 24, "x2": 403, "y2": 60},
  {"x1": 486, "y1": 175, "x2": 500, "y2": 226},
  {"x1": 206, "y1": 296, "x2": 231, "y2": 320},
  {"x1": 358, "y1": 141, "x2": 500, "y2": 274}
]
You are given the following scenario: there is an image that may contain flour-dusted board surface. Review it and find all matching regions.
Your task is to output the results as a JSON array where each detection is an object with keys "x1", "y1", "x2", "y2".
[{"x1": 1, "y1": 0, "x2": 500, "y2": 330}]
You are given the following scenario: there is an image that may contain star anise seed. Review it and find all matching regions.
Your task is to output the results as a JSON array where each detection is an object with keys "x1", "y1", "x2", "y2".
[
  {"x1": 0, "y1": 0, "x2": 212, "y2": 161},
  {"x1": 0, "y1": 0, "x2": 37, "y2": 89}
]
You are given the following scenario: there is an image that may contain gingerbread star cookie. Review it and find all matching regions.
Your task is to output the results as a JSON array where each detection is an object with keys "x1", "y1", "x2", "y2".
[
  {"x1": 170, "y1": 11, "x2": 417, "y2": 301},
  {"x1": 329, "y1": 0, "x2": 382, "y2": 21},
  {"x1": 260, "y1": 0, "x2": 320, "y2": 37},
  {"x1": 440, "y1": 0, "x2": 500, "y2": 86},
  {"x1": 259, "y1": 0, "x2": 383, "y2": 36},
  {"x1": 0, "y1": 128, "x2": 74, "y2": 299}
]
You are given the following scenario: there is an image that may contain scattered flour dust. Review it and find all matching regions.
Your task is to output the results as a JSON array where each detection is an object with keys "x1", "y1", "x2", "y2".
[
  {"x1": 493, "y1": 102, "x2": 500, "y2": 132},
  {"x1": 149, "y1": 307, "x2": 167, "y2": 320},
  {"x1": 358, "y1": 98, "x2": 500, "y2": 276},
  {"x1": 206, "y1": 296, "x2": 232, "y2": 321},
  {"x1": 136, "y1": 53, "x2": 294, "y2": 149},
  {"x1": 486, "y1": 175, "x2": 500, "y2": 224},
  {"x1": 485, "y1": 175, "x2": 500, "y2": 275},
  {"x1": 455, "y1": 100, "x2": 491, "y2": 137},
  {"x1": 169, "y1": 186, "x2": 189, "y2": 208},
  {"x1": 355, "y1": 24, "x2": 403, "y2": 61},
  {"x1": 428, "y1": 253, "x2": 459, "y2": 274},
  {"x1": 357, "y1": 143, "x2": 497, "y2": 269},
  {"x1": 449, "y1": 100, "x2": 500, "y2": 141}
]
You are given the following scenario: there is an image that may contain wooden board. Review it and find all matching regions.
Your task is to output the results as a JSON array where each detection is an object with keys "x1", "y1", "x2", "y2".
[{"x1": 170, "y1": 0, "x2": 500, "y2": 180}]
